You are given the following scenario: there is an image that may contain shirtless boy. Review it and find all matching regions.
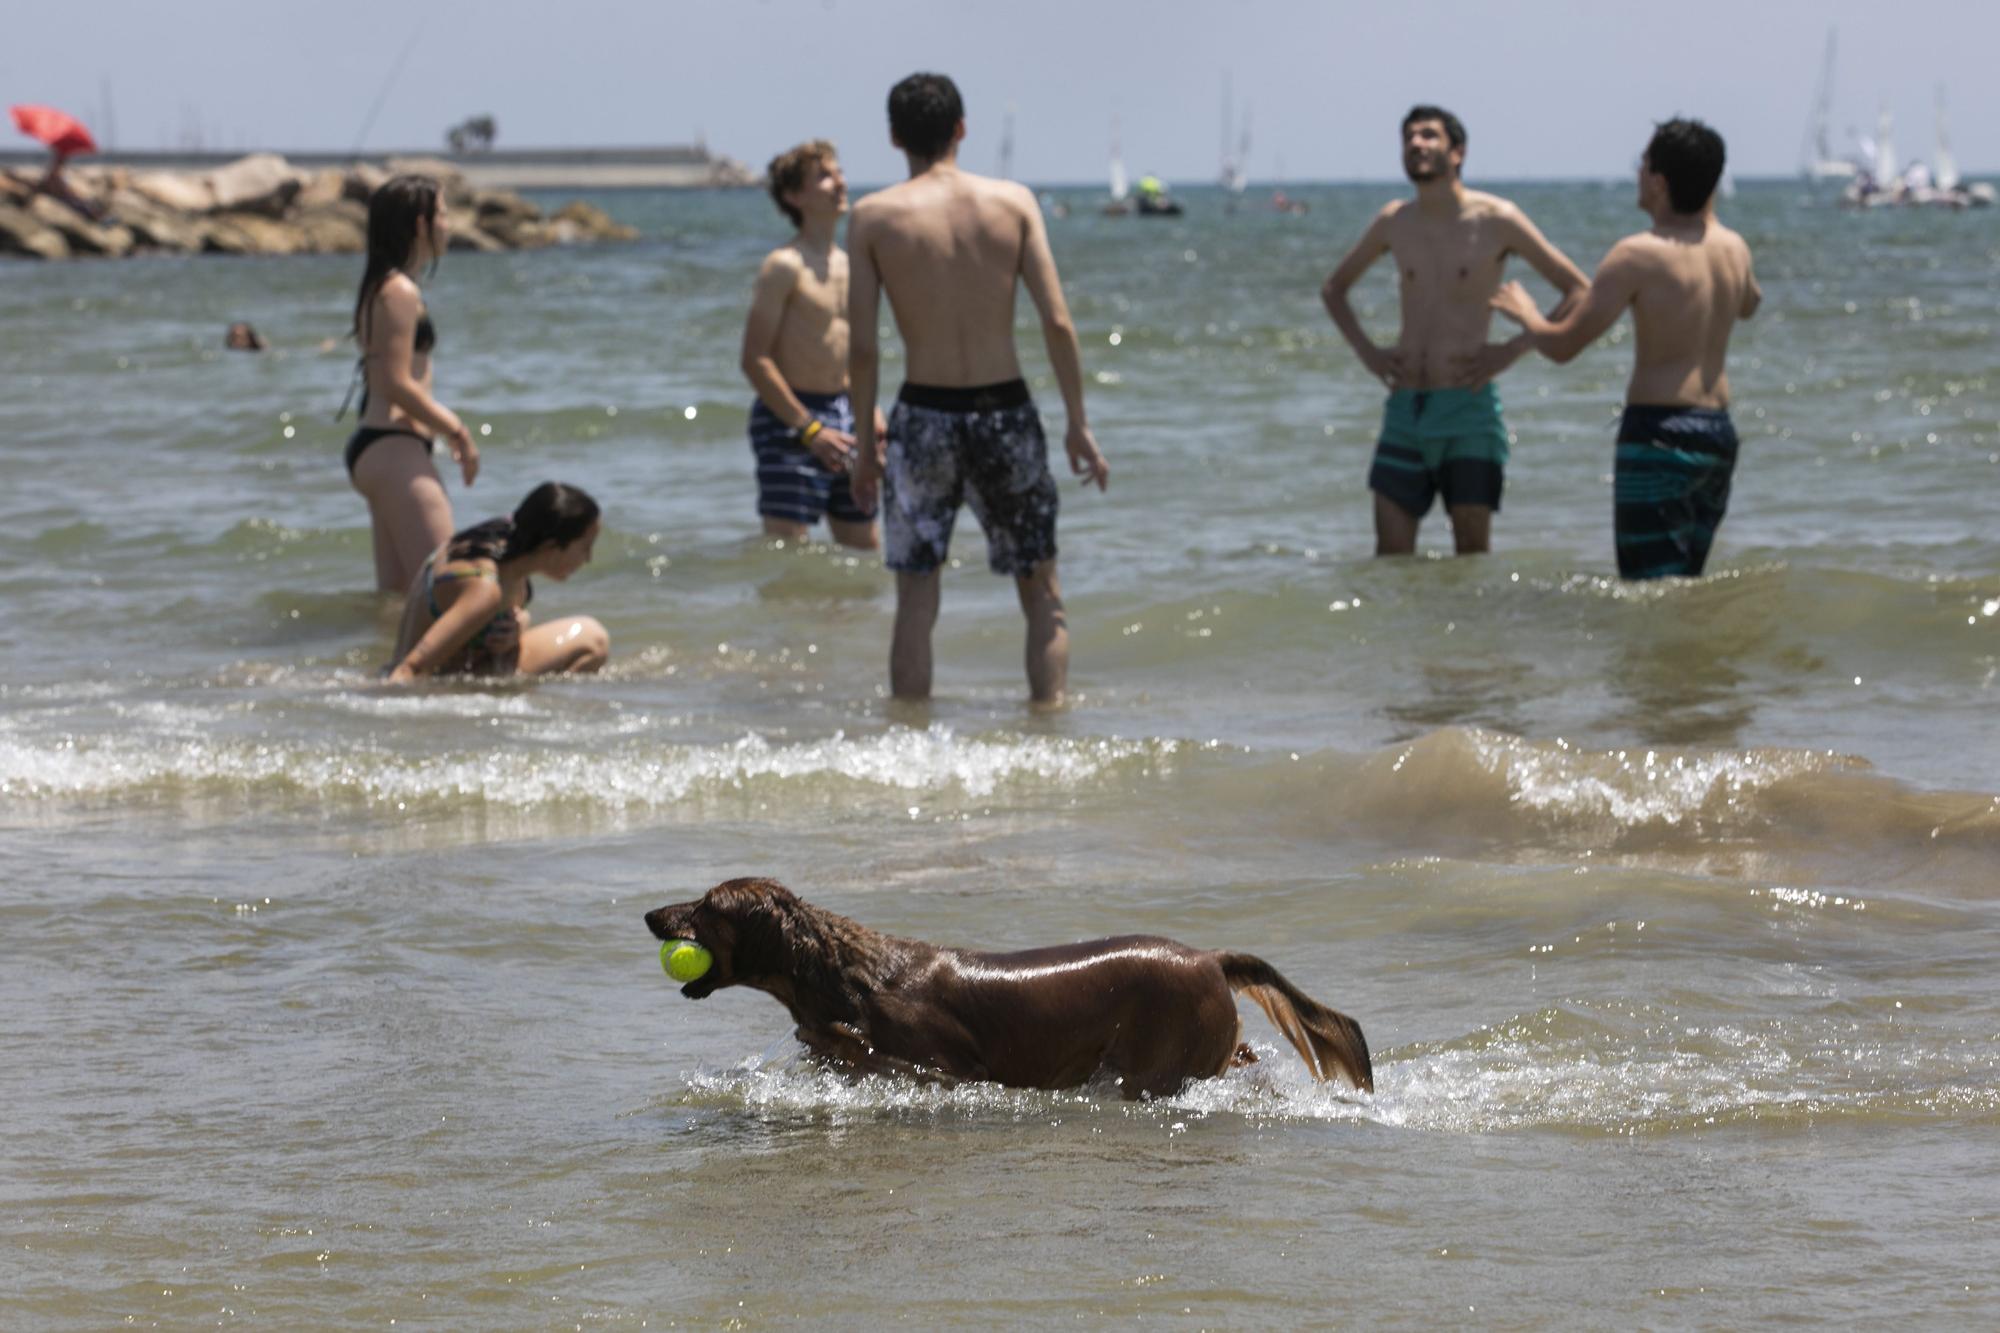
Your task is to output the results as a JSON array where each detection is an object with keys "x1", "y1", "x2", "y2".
[
  {"x1": 847, "y1": 73, "x2": 1109, "y2": 707},
  {"x1": 1492, "y1": 118, "x2": 1760, "y2": 579},
  {"x1": 1322, "y1": 105, "x2": 1587, "y2": 555},
  {"x1": 739, "y1": 140, "x2": 880, "y2": 549}
]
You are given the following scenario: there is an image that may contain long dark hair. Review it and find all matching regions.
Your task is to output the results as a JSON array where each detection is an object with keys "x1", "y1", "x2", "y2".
[
  {"x1": 447, "y1": 482, "x2": 601, "y2": 564},
  {"x1": 352, "y1": 174, "x2": 442, "y2": 343}
]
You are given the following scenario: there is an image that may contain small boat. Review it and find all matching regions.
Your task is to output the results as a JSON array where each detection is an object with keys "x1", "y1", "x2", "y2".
[{"x1": 1132, "y1": 174, "x2": 1182, "y2": 217}]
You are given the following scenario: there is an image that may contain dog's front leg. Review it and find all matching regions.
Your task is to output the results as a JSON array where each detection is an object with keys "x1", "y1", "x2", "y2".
[{"x1": 799, "y1": 1022, "x2": 962, "y2": 1087}]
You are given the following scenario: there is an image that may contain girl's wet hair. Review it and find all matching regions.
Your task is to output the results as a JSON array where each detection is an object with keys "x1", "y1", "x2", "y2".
[
  {"x1": 352, "y1": 174, "x2": 442, "y2": 341},
  {"x1": 449, "y1": 482, "x2": 601, "y2": 563}
]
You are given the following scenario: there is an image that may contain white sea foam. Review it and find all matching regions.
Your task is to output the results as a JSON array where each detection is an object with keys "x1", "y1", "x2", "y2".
[{"x1": 0, "y1": 722, "x2": 1175, "y2": 810}]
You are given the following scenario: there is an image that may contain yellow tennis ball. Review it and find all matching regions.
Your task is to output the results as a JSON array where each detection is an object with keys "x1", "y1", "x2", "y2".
[{"x1": 662, "y1": 939, "x2": 712, "y2": 983}]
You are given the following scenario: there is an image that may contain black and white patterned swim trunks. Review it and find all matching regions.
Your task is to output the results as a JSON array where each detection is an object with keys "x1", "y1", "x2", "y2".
[{"x1": 884, "y1": 379, "x2": 1059, "y2": 577}]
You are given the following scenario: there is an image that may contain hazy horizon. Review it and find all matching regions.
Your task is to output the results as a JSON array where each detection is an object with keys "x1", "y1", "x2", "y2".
[{"x1": 4, "y1": 0, "x2": 1992, "y2": 185}]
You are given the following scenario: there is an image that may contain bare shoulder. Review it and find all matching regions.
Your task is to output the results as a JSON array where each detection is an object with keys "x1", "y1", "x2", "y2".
[
  {"x1": 1712, "y1": 221, "x2": 1754, "y2": 258},
  {"x1": 1608, "y1": 230, "x2": 1666, "y2": 267},
  {"x1": 848, "y1": 186, "x2": 901, "y2": 221},
  {"x1": 376, "y1": 270, "x2": 424, "y2": 310},
  {"x1": 758, "y1": 243, "x2": 806, "y2": 276},
  {"x1": 1462, "y1": 188, "x2": 1518, "y2": 221},
  {"x1": 994, "y1": 177, "x2": 1041, "y2": 213}
]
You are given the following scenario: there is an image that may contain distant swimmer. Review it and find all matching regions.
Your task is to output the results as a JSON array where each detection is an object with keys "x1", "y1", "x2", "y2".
[
  {"x1": 344, "y1": 175, "x2": 481, "y2": 594},
  {"x1": 847, "y1": 72, "x2": 1109, "y2": 708},
  {"x1": 738, "y1": 139, "x2": 880, "y2": 551},
  {"x1": 1491, "y1": 118, "x2": 1760, "y2": 579},
  {"x1": 224, "y1": 322, "x2": 266, "y2": 352},
  {"x1": 1322, "y1": 105, "x2": 1587, "y2": 557},
  {"x1": 384, "y1": 481, "x2": 609, "y2": 681}
]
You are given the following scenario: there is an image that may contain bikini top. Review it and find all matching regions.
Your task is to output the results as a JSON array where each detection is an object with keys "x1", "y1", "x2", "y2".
[
  {"x1": 338, "y1": 308, "x2": 437, "y2": 420},
  {"x1": 424, "y1": 555, "x2": 532, "y2": 654}
]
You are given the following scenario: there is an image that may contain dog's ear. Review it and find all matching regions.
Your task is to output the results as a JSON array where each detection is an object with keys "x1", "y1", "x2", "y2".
[{"x1": 706, "y1": 879, "x2": 798, "y2": 978}]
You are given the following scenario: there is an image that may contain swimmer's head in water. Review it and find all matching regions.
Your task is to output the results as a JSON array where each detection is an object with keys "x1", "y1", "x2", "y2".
[
  {"x1": 1401, "y1": 104, "x2": 1465, "y2": 184},
  {"x1": 888, "y1": 72, "x2": 964, "y2": 164},
  {"x1": 224, "y1": 322, "x2": 265, "y2": 351},
  {"x1": 1642, "y1": 118, "x2": 1727, "y2": 216}
]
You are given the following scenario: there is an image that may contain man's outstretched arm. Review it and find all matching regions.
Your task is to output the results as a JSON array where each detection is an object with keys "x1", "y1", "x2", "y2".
[
  {"x1": 1492, "y1": 241, "x2": 1642, "y2": 364},
  {"x1": 1018, "y1": 187, "x2": 1107, "y2": 490}
]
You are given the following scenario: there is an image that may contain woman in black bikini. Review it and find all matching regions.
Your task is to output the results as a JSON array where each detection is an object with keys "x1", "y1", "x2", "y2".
[
  {"x1": 385, "y1": 481, "x2": 610, "y2": 681},
  {"x1": 348, "y1": 174, "x2": 481, "y2": 593}
]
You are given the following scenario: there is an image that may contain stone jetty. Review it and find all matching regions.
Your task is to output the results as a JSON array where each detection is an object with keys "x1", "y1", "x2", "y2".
[{"x1": 0, "y1": 153, "x2": 643, "y2": 261}]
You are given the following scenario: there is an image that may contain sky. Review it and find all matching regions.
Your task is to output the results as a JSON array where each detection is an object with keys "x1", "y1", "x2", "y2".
[{"x1": 3, "y1": 0, "x2": 1992, "y2": 185}]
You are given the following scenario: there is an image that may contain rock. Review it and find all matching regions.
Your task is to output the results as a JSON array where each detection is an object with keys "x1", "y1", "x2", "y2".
[
  {"x1": 474, "y1": 189, "x2": 540, "y2": 223},
  {"x1": 206, "y1": 212, "x2": 307, "y2": 255},
  {"x1": 293, "y1": 206, "x2": 367, "y2": 253},
  {"x1": 445, "y1": 211, "x2": 505, "y2": 252},
  {"x1": 63, "y1": 164, "x2": 126, "y2": 212},
  {"x1": 553, "y1": 200, "x2": 638, "y2": 241},
  {"x1": 26, "y1": 195, "x2": 134, "y2": 257},
  {"x1": 477, "y1": 211, "x2": 552, "y2": 248},
  {"x1": 0, "y1": 170, "x2": 34, "y2": 204},
  {"x1": 296, "y1": 168, "x2": 348, "y2": 211},
  {"x1": 0, "y1": 203, "x2": 70, "y2": 259},
  {"x1": 384, "y1": 156, "x2": 473, "y2": 206},
  {"x1": 132, "y1": 170, "x2": 217, "y2": 213},
  {"x1": 343, "y1": 162, "x2": 388, "y2": 204},
  {"x1": 206, "y1": 153, "x2": 305, "y2": 217},
  {"x1": 106, "y1": 190, "x2": 210, "y2": 251}
]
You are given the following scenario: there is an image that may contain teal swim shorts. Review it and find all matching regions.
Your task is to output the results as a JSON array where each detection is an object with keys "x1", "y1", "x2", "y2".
[{"x1": 1368, "y1": 384, "x2": 1509, "y2": 516}]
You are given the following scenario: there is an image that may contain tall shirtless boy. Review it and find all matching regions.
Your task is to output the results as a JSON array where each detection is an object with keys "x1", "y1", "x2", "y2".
[
  {"x1": 847, "y1": 73, "x2": 1109, "y2": 707},
  {"x1": 1491, "y1": 118, "x2": 1760, "y2": 578},
  {"x1": 1322, "y1": 105, "x2": 1587, "y2": 555},
  {"x1": 739, "y1": 140, "x2": 881, "y2": 549}
]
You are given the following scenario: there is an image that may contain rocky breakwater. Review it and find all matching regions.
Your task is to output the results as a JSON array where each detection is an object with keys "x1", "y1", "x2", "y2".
[{"x1": 0, "y1": 153, "x2": 639, "y2": 261}]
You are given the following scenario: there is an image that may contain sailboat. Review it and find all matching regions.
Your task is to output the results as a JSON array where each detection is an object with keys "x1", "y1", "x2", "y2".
[
  {"x1": 1839, "y1": 89, "x2": 1992, "y2": 209},
  {"x1": 1102, "y1": 115, "x2": 1131, "y2": 216},
  {"x1": 1799, "y1": 28, "x2": 1857, "y2": 182},
  {"x1": 1219, "y1": 75, "x2": 1249, "y2": 195}
]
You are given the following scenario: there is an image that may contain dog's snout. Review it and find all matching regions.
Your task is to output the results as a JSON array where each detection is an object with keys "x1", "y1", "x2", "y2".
[{"x1": 644, "y1": 905, "x2": 684, "y2": 941}]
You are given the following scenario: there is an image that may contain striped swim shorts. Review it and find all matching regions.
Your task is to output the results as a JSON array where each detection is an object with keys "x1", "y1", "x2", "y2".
[
  {"x1": 747, "y1": 389, "x2": 876, "y2": 528},
  {"x1": 1613, "y1": 404, "x2": 1739, "y2": 579}
]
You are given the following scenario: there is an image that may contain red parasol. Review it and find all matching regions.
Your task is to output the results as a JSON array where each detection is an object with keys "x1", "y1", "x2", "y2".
[{"x1": 11, "y1": 104, "x2": 97, "y2": 158}]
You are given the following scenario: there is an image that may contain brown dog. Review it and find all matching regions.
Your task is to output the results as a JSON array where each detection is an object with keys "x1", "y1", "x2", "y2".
[{"x1": 645, "y1": 878, "x2": 1372, "y2": 1099}]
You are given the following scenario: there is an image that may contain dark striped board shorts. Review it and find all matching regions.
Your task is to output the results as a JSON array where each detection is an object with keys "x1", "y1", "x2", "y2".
[
  {"x1": 747, "y1": 389, "x2": 876, "y2": 528},
  {"x1": 1614, "y1": 405, "x2": 1740, "y2": 579}
]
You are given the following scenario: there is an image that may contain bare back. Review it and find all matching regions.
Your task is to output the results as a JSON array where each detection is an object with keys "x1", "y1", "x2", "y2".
[
  {"x1": 851, "y1": 168, "x2": 1034, "y2": 386},
  {"x1": 1622, "y1": 220, "x2": 1757, "y2": 408}
]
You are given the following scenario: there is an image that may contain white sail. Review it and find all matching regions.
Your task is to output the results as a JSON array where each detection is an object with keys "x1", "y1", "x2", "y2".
[
  {"x1": 1935, "y1": 86, "x2": 1960, "y2": 191},
  {"x1": 1801, "y1": 28, "x2": 1855, "y2": 180},
  {"x1": 1109, "y1": 116, "x2": 1128, "y2": 201},
  {"x1": 1228, "y1": 104, "x2": 1252, "y2": 195},
  {"x1": 1874, "y1": 104, "x2": 1897, "y2": 185}
]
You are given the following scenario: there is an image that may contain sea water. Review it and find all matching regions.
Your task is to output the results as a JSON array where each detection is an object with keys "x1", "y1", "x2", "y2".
[{"x1": 2, "y1": 180, "x2": 1997, "y2": 1326}]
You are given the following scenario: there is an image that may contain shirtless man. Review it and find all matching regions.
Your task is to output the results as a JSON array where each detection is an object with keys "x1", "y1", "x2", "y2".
[
  {"x1": 739, "y1": 139, "x2": 880, "y2": 549},
  {"x1": 1492, "y1": 118, "x2": 1760, "y2": 579},
  {"x1": 1322, "y1": 105, "x2": 1587, "y2": 556},
  {"x1": 847, "y1": 72, "x2": 1109, "y2": 707}
]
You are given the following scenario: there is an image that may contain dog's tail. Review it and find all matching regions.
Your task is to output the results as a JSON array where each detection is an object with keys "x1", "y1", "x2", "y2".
[{"x1": 1221, "y1": 953, "x2": 1373, "y2": 1093}]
